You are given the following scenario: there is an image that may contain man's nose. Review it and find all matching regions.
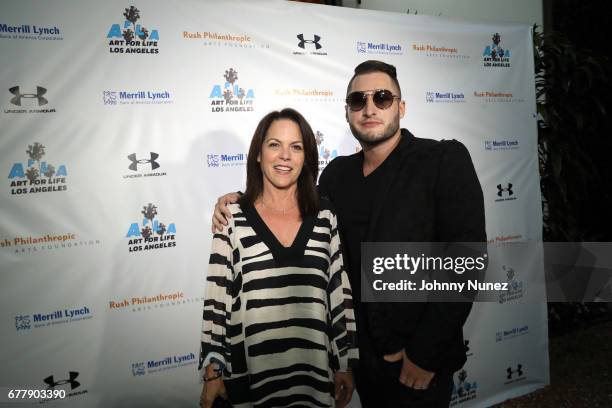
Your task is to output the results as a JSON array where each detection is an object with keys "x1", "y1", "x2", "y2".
[{"x1": 363, "y1": 94, "x2": 377, "y2": 116}]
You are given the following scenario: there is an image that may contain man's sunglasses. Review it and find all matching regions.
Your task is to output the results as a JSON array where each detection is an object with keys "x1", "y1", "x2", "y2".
[{"x1": 345, "y1": 89, "x2": 400, "y2": 111}]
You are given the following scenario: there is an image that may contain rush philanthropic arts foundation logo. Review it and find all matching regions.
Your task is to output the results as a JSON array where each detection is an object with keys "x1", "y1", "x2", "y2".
[
  {"x1": 108, "y1": 290, "x2": 204, "y2": 313},
  {"x1": 130, "y1": 351, "x2": 196, "y2": 377},
  {"x1": 1, "y1": 233, "x2": 100, "y2": 255},
  {"x1": 294, "y1": 33, "x2": 327, "y2": 56},
  {"x1": 0, "y1": 22, "x2": 63, "y2": 41},
  {"x1": 103, "y1": 89, "x2": 172, "y2": 105},
  {"x1": 107, "y1": 6, "x2": 159, "y2": 54},
  {"x1": 498, "y1": 265, "x2": 524, "y2": 303},
  {"x1": 273, "y1": 87, "x2": 337, "y2": 103},
  {"x1": 316, "y1": 130, "x2": 337, "y2": 170},
  {"x1": 8, "y1": 142, "x2": 67, "y2": 195},
  {"x1": 182, "y1": 30, "x2": 270, "y2": 50},
  {"x1": 473, "y1": 91, "x2": 523, "y2": 103},
  {"x1": 411, "y1": 42, "x2": 469, "y2": 60},
  {"x1": 209, "y1": 68, "x2": 255, "y2": 113},
  {"x1": 425, "y1": 91, "x2": 465, "y2": 103},
  {"x1": 450, "y1": 369, "x2": 477, "y2": 406},
  {"x1": 357, "y1": 40, "x2": 402, "y2": 55},
  {"x1": 483, "y1": 33, "x2": 511, "y2": 67},
  {"x1": 4, "y1": 85, "x2": 56, "y2": 114},
  {"x1": 123, "y1": 152, "x2": 167, "y2": 178},
  {"x1": 15, "y1": 306, "x2": 92, "y2": 332},
  {"x1": 126, "y1": 203, "x2": 176, "y2": 253}
]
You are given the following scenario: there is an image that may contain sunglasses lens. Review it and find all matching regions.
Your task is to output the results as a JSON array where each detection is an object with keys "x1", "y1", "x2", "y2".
[
  {"x1": 373, "y1": 90, "x2": 394, "y2": 109},
  {"x1": 347, "y1": 92, "x2": 366, "y2": 111}
]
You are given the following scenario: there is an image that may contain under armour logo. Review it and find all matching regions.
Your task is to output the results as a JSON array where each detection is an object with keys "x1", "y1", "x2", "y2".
[
  {"x1": 44, "y1": 372, "x2": 80, "y2": 390},
  {"x1": 9, "y1": 86, "x2": 48, "y2": 106},
  {"x1": 497, "y1": 183, "x2": 513, "y2": 197},
  {"x1": 128, "y1": 152, "x2": 160, "y2": 171},
  {"x1": 297, "y1": 34, "x2": 322, "y2": 50},
  {"x1": 506, "y1": 364, "x2": 523, "y2": 379}
]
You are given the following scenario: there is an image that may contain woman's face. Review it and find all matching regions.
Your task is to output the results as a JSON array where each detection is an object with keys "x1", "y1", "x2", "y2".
[{"x1": 258, "y1": 119, "x2": 305, "y2": 192}]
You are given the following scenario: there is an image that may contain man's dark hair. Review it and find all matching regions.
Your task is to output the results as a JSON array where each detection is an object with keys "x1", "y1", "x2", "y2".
[
  {"x1": 346, "y1": 60, "x2": 401, "y2": 97},
  {"x1": 239, "y1": 108, "x2": 319, "y2": 217}
]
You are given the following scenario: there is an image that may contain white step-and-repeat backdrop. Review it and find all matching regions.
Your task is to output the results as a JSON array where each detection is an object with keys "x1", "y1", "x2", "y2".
[{"x1": 0, "y1": 1, "x2": 547, "y2": 406}]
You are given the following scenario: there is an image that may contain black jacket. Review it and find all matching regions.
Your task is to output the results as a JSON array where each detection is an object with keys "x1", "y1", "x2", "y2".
[{"x1": 318, "y1": 129, "x2": 486, "y2": 373}]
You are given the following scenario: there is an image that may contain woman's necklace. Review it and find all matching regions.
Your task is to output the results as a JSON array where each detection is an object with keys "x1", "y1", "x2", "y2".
[{"x1": 260, "y1": 199, "x2": 297, "y2": 215}]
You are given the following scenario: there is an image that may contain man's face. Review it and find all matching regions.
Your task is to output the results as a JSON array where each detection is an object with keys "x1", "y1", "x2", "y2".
[{"x1": 346, "y1": 72, "x2": 405, "y2": 147}]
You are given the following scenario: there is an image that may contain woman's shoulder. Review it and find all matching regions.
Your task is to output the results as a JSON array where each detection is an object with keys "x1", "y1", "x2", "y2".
[{"x1": 226, "y1": 203, "x2": 246, "y2": 219}]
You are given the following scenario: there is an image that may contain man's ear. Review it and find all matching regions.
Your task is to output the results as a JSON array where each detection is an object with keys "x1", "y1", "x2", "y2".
[{"x1": 399, "y1": 99, "x2": 406, "y2": 119}]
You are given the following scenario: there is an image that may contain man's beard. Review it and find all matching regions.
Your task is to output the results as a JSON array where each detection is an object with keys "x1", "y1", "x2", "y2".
[{"x1": 349, "y1": 115, "x2": 400, "y2": 148}]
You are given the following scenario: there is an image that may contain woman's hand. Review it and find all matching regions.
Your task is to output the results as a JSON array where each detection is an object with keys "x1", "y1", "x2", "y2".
[
  {"x1": 200, "y1": 377, "x2": 228, "y2": 408},
  {"x1": 334, "y1": 370, "x2": 354, "y2": 408},
  {"x1": 212, "y1": 192, "x2": 241, "y2": 233},
  {"x1": 200, "y1": 365, "x2": 228, "y2": 408}
]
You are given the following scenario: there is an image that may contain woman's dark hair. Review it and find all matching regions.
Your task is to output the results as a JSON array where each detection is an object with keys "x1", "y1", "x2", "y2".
[{"x1": 238, "y1": 108, "x2": 319, "y2": 217}]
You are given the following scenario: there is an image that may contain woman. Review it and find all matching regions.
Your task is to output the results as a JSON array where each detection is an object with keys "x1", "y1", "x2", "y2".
[{"x1": 199, "y1": 108, "x2": 358, "y2": 408}]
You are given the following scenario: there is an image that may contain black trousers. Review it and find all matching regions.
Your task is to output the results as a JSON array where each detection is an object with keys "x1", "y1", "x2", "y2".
[{"x1": 355, "y1": 356, "x2": 454, "y2": 408}]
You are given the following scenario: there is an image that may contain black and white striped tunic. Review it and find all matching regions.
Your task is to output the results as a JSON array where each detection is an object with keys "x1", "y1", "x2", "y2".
[{"x1": 200, "y1": 202, "x2": 358, "y2": 408}]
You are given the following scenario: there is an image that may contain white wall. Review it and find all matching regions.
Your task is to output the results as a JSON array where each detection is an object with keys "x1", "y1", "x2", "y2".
[{"x1": 342, "y1": 0, "x2": 543, "y2": 29}]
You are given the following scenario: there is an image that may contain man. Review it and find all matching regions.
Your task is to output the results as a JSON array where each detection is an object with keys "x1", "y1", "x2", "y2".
[{"x1": 212, "y1": 60, "x2": 486, "y2": 407}]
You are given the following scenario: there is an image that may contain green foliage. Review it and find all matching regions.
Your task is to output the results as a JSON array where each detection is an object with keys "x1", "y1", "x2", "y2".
[{"x1": 533, "y1": 25, "x2": 611, "y2": 240}]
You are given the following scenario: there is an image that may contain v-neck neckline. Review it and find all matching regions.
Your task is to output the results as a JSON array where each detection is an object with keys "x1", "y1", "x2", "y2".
[{"x1": 243, "y1": 205, "x2": 316, "y2": 267}]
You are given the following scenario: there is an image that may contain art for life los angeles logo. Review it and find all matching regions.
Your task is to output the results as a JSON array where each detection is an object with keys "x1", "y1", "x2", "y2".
[
  {"x1": 123, "y1": 152, "x2": 167, "y2": 179},
  {"x1": 8, "y1": 142, "x2": 67, "y2": 195},
  {"x1": 315, "y1": 130, "x2": 338, "y2": 170},
  {"x1": 4, "y1": 85, "x2": 56, "y2": 114},
  {"x1": 126, "y1": 203, "x2": 176, "y2": 253},
  {"x1": 483, "y1": 33, "x2": 511, "y2": 67},
  {"x1": 450, "y1": 369, "x2": 477, "y2": 406},
  {"x1": 209, "y1": 68, "x2": 255, "y2": 113},
  {"x1": 498, "y1": 264, "x2": 524, "y2": 303},
  {"x1": 107, "y1": 6, "x2": 159, "y2": 54},
  {"x1": 0, "y1": 22, "x2": 62, "y2": 41},
  {"x1": 14, "y1": 306, "x2": 92, "y2": 332}
]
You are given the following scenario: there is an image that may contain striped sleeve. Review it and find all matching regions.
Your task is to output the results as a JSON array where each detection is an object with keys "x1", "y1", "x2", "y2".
[
  {"x1": 326, "y1": 212, "x2": 359, "y2": 371},
  {"x1": 199, "y1": 222, "x2": 234, "y2": 373}
]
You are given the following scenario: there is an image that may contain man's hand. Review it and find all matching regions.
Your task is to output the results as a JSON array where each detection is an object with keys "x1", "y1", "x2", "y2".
[
  {"x1": 200, "y1": 377, "x2": 228, "y2": 408},
  {"x1": 211, "y1": 192, "x2": 240, "y2": 233},
  {"x1": 334, "y1": 370, "x2": 354, "y2": 408},
  {"x1": 384, "y1": 349, "x2": 435, "y2": 390}
]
